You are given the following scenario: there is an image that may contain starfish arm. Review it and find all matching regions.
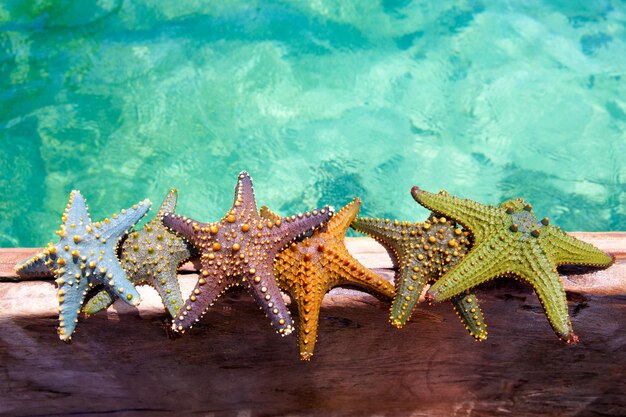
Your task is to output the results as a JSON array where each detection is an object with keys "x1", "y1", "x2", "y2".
[
  {"x1": 94, "y1": 260, "x2": 141, "y2": 306},
  {"x1": 172, "y1": 267, "x2": 231, "y2": 332},
  {"x1": 515, "y1": 245, "x2": 576, "y2": 342},
  {"x1": 270, "y1": 206, "x2": 333, "y2": 253},
  {"x1": 161, "y1": 213, "x2": 207, "y2": 248},
  {"x1": 121, "y1": 230, "x2": 190, "y2": 317},
  {"x1": 274, "y1": 261, "x2": 328, "y2": 360},
  {"x1": 170, "y1": 232, "x2": 196, "y2": 262},
  {"x1": 388, "y1": 261, "x2": 428, "y2": 327},
  {"x1": 56, "y1": 263, "x2": 89, "y2": 341},
  {"x1": 428, "y1": 233, "x2": 515, "y2": 301},
  {"x1": 351, "y1": 217, "x2": 402, "y2": 248},
  {"x1": 259, "y1": 206, "x2": 281, "y2": 222},
  {"x1": 151, "y1": 267, "x2": 185, "y2": 318},
  {"x1": 83, "y1": 288, "x2": 116, "y2": 316},
  {"x1": 62, "y1": 190, "x2": 91, "y2": 234},
  {"x1": 15, "y1": 252, "x2": 52, "y2": 277},
  {"x1": 98, "y1": 199, "x2": 151, "y2": 241},
  {"x1": 351, "y1": 217, "x2": 403, "y2": 266},
  {"x1": 411, "y1": 187, "x2": 505, "y2": 243},
  {"x1": 450, "y1": 292, "x2": 488, "y2": 341},
  {"x1": 293, "y1": 278, "x2": 326, "y2": 361},
  {"x1": 333, "y1": 253, "x2": 395, "y2": 300},
  {"x1": 540, "y1": 226, "x2": 614, "y2": 267},
  {"x1": 325, "y1": 198, "x2": 361, "y2": 237},
  {"x1": 244, "y1": 262, "x2": 294, "y2": 336},
  {"x1": 157, "y1": 188, "x2": 178, "y2": 217},
  {"x1": 233, "y1": 171, "x2": 258, "y2": 215}
]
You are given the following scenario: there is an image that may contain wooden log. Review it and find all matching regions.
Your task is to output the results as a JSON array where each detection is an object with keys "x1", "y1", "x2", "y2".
[
  {"x1": 3, "y1": 233, "x2": 626, "y2": 295},
  {"x1": 0, "y1": 234, "x2": 625, "y2": 416}
]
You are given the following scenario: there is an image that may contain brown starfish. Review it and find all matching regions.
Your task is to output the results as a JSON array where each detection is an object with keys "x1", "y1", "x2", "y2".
[
  {"x1": 261, "y1": 198, "x2": 395, "y2": 360},
  {"x1": 162, "y1": 172, "x2": 333, "y2": 336}
]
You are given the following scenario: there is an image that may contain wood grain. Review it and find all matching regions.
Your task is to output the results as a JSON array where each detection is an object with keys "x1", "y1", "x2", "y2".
[
  {"x1": 0, "y1": 233, "x2": 625, "y2": 416},
  {"x1": 3, "y1": 233, "x2": 625, "y2": 295},
  {"x1": 1, "y1": 279, "x2": 625, "y2": 416}
]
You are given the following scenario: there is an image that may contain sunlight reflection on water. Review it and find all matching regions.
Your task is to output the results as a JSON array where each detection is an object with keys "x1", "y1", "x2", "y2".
[{"x1": 1, "y1": 1, "x2": 625, "y2": 247}]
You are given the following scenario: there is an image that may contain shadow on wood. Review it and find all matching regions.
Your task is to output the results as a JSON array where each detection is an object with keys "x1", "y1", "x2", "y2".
[
  {"x1": 1, "y1": 282, "x2": 625, "y2": 416},
  {"x1": 0, "y1": 234, "x2": 625, "y2": 416}
]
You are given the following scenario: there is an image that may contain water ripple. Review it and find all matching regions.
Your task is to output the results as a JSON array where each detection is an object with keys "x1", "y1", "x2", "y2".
[{"x1": 0, "y1": 0, "x2": 625, "y2": 247}]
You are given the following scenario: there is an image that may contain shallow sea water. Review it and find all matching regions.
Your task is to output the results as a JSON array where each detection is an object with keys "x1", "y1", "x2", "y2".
[{"x1": 1, "y1": 0, "x2": 625, "y2": 247}]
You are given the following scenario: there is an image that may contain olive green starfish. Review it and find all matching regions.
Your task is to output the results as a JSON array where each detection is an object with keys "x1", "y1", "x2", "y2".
[
  {"x1": 352, "y1": 207, "x2": 487, "y2": 341},
  {"x1": 261, "y1": 198, "x2": 396, "y2": 360},
  {"x1": 83, "y1": 189, "x2": 195, "y2": 318},
  {"x1": 412, "y1": 187, "x2": 614, "y2": 343}
]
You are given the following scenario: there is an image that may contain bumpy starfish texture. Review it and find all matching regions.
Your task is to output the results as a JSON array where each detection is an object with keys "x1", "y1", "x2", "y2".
[
  {"x1": 412, "y1": 187, "x2": 614, "y2": 343},
  {"x1": 352, "y1": 205, "x2": 487, "y2": 341},
  {"x1": 261, "y1": 198, "x2": 395, "y2": 360},
  {"x1": 15, "y1": 191, "x2": 150, "y2": 341},
  {"x1": 84, "y1": 189, "x2": 194, "y2": 318},
  {"x1": 162, "y1": 171, "x2": 333, "y2": 336}
]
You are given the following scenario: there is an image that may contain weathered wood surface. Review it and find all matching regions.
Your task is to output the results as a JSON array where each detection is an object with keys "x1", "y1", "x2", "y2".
[
  {"x1": 0, "y1": 234, "x2": 625, "y2": 416},
  {"x1": 3, "y1": 233, "x2": 626, "y2": 295}
]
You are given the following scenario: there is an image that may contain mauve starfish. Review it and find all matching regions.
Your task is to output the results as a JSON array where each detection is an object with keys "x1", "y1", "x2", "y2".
[
  {"x1": 412, "y1": 187, "x2": 614, "y2": 343},
  {"x1": 162, "y1": 172, "x2": 333, "y2": 336}
]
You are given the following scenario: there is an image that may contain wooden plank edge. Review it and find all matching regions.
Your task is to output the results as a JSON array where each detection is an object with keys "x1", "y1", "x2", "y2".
[
  {"x1": 0, "y1": 271, "x2": 397, "y2": 319},
  {"x1": 1, "y1": 233, "x2": 625, "y2": 296}
]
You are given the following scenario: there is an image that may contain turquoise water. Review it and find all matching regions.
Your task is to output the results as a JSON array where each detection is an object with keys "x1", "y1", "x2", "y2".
[{"x1": 1, "y1": 1, "x2": 625, "y2": 248}]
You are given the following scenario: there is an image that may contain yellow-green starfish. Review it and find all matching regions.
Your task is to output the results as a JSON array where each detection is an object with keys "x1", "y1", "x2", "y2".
[
  {"x1": 412, "y1": 186, "x2": 614, "y2": 343},
  {"x1": 352, "y1": 207, "x2": 487, "y2": 341},
  {"x1": 261, "y1": 198, "x2": 395, "y2": 360}
]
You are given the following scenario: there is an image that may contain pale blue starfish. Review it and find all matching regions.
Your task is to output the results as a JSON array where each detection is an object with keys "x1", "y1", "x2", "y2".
[{"x1": 15, "y1": 190, "x2": 151, "y2": 341}]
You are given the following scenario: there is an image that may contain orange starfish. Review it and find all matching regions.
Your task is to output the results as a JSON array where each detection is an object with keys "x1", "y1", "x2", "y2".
[{"x1": 261, "y1": 198, "x2": 395, "y2": 360}]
